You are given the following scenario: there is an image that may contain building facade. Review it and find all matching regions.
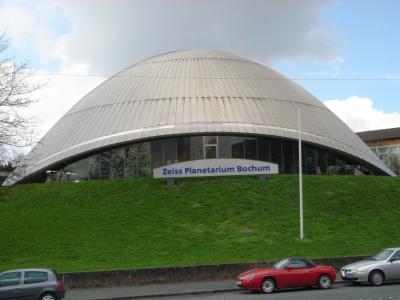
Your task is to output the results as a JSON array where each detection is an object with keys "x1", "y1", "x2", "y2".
[
  {"x1": 6, "y1": 50, "x2": 394, "y2": 185},
  {"x1": 357, "y1": 127, "x2": 400, "y2": 175}
]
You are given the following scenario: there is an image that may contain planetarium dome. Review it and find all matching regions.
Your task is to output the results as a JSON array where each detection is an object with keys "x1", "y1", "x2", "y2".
[{"x1": 6, "y1": 49, "x2": 394, "y2": 185}]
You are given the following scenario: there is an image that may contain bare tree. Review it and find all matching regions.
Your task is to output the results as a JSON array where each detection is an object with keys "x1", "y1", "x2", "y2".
[{"x1": 0, "y1": 33, "x2": 40, "y2": 163}]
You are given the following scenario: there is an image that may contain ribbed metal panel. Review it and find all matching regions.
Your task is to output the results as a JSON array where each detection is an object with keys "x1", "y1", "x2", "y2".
[{"x1": 6, "y1": 49, "x2": 394, "y2": 185}]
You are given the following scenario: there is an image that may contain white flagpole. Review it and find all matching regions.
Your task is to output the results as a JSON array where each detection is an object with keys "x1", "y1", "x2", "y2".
[{"x1": 298, "y1": 107, "x2": 304, "y2": 240}]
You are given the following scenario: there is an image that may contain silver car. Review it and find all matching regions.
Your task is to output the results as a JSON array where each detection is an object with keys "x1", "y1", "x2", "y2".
[
  {"x1": 0, "y1": 268, "x2": 65, "y2": 300},
  {"x1": 341, "y1": 248, "x2": 400, "y2": 286}
]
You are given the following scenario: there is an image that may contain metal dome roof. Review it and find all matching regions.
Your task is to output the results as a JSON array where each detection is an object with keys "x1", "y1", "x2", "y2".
[{"x1": 7, "y1": 49, "x2": 394, "y2": 184}]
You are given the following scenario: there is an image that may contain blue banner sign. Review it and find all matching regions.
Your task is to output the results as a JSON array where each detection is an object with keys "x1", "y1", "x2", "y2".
[{"x1": 153, "y1": 159, "x2": 279, "y2": 178}]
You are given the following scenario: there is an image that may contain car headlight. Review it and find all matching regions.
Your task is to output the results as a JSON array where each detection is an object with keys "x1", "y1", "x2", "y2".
[
  {"x1": 245, "y1": 274, "x2": 256, "y2": 280},
  {"x1": 344, "y1": 268, "x2": 358, "y2": 273}
]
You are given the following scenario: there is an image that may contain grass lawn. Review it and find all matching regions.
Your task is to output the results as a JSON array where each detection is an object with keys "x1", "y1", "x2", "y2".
[{"x1": 0, "y1": 175, "x2": 399, "y2": 272}]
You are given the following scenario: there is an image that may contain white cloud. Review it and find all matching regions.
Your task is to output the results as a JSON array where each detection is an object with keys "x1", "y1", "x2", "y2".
[
  {"x1": 324, "y1": 96, "x2": 400, "y2": 132},
  {"x1": 0, "y1": 0, "x2": 344, "y2": 141},
  {"x1": 54, "y1": 0, "x2": 342, "y2": 74},
  {"x1": 25, "y1": 68, "x2": 105, "y2": 140},
  {"x1": 0, "y1": 0, "x2": 65, "y2": 64},
  {"x1": 0, "y1": 0, "x2": 104, "y2": 145}
]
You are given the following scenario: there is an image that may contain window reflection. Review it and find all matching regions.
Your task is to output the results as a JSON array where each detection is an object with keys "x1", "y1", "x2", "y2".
[
  {"x1": 244, "y1": 138, "x2": 257, "y2": 160},
  {"x1": 232, "y1": 137, "x2": 244, "y2": 158},
  {"x1": 305, "y1": 147, "x2": 318, "y2": 174},
  {"x1": 371, "y1": 145, "x2": 400, "y2": 175},
  {"x1": 137, "y1": 142, "x2": 151, "y2": 177},
  {"x1": 45, "y1": 134, "x2": 378, "y2": 183},
  {"x1": 178, "y1": 137, "x2": 190, "y2": 162},
  {"x1": 164, "y1": 138, "x2": 177, "y2": 165},
  {"x1": 124, "y1": 145, "x2": 138, "y2": 178},
  {"x1": 204, "y1": 136, "x2": 218, "y2": 159},
  {"x1": 205, "y1": 146, "x2": 217, "y2": 159},
  {"x1": 204, "y1": 136, "x2": 217, "y2": 145},
  {"x1": 111, "y1": 148, "x2": 125, "y2": 179},
  {"x1": 190, "y1": 136, "x2": 203, "y2": 160},
  {"x1": 257, "y1": 138, "x2": 270, "y2": 162},
  {"x1": 281, "y1": 140, "x2": 296, "y2": 173},
  {"x1": 270, "y1": 139, "x2": 282, "y2": 169},
  {"x1": 88, "y1": 155, "x2": 100, "y2": 179},
  {"x1": 218, "y1": 136, "x2": 244, "y2": 159},
  {"x1": 100, "y1": 151, "x2": 112, "y2": 179},
  {"x1": 151, "y1": 140, "x2": 163, "y2": 170}
]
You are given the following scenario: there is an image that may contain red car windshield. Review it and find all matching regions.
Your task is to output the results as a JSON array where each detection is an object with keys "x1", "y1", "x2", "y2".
[
  {"x1": 273, "y1": 258, "x2": 316, "y2": 269},
  {"x1": 273, "y1": 259, "x2": 290, "y2": 269}
]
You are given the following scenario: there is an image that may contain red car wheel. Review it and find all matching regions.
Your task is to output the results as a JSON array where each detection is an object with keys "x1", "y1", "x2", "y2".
[
  {"x1": 261, "y1": 278, "x2": 276, "y2": 293},
  {"x1": 318, "y1": 274, "x2": 332, "y2": 289}
]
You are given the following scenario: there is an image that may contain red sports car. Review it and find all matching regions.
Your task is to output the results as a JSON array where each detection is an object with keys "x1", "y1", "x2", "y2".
[{"x1": 236, "y1": 257, "x2": 336, "y2": 293}]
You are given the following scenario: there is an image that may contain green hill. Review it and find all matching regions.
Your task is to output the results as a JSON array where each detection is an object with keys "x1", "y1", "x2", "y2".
[{"x1": 1, "y1": 175, "x2": 399, "y2": 272}]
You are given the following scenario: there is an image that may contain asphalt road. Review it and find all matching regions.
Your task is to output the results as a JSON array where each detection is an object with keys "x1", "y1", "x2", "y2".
[{"x1": 145, "y1": 283, "x2": 400, "y2": 300}]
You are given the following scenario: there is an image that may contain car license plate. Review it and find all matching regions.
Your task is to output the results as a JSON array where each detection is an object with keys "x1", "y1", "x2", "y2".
[{"x1": 236, "y1": 280, "x2": 242, "y2": 286}]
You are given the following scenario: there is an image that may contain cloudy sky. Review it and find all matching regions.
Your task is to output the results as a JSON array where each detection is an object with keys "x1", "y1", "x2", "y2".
[{"x1": 1, "y1": 0, "x2": 399, "y2": 143}]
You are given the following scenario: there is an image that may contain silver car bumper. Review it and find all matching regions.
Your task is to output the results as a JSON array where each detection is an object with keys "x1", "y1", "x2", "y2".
[{"x1": 341, "y1": 269, "x2": 369, "y2": 282}]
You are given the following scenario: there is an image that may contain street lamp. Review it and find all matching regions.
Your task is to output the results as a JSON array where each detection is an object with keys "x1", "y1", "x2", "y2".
[{"x1": 298, "y1": 107, "x2": 304, "y2": 240}]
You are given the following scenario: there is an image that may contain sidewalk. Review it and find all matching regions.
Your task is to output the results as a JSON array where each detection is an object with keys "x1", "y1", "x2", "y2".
[
  {"x1": 65, "y1": 273, "x2": 343, "y2": 300},
  {"x1": 64, "y1": 280, "x2": 237, "y2": 300}
]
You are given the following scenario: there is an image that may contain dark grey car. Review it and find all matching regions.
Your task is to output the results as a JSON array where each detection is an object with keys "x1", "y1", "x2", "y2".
[{"x1": 0, "y1": 268, "x2": 65, "y2": 300}]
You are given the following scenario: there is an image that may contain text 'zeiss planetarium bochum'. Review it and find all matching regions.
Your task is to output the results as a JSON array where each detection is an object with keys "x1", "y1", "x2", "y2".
[{"x1": 6, "y1": 50, "x2": 395, "y2": 185}]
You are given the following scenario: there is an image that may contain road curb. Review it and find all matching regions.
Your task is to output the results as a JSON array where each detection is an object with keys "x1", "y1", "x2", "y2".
[
  {"x1": 83, "y1": 280, "x2": 347, "y2": 300},
  {"x1": 87, "y1": 288, "x2": 239, "y2": 300}
]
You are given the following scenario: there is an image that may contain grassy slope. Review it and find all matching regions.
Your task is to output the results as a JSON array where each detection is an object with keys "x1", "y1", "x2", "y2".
[{"x1": 0, "y1": 175, "x2": 399, "y2": 272}]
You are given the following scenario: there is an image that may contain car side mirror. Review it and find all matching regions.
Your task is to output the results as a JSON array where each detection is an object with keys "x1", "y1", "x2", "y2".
[
  {"x1": 287, "y1": 265, "x2": 293, "y2": 271},
  {"x1": 389, "y1": 258, "x2": 397, "y2": 263}
]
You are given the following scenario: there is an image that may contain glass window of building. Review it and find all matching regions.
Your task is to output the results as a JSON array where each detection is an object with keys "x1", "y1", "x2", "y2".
[
  {"x1": 218, "y1": 136, "x2": 234, "y2": 158},
  {"x1": 45, "y1": 170, "x2": 59, "y2": 183},
  {"x1": 204, "y1": 136, "x2": 217, "y2": 159},
  {"x1": 151, "y1": 140, "x2": 163, "y2": 169},
  {"x1": 371, "y1": 145, "x2": 400, "y2": 174},
  {"x1": 137, "y1": 142, "x2": 151, "y2": 177},
  {"x1": 190, "y1": 136, "x2": 203, "y2": 160},
  {"x1": 317, "y1": 149, "x2": 328, "y2": 174},
  {"x1": 164, "y1": 138, "x2": 178, "y2": 165},
  {"x1": 270, "y1": 139, "x2": 282, "y2": 169},
  {"x1": 61, "y1": 157, "x2": 91, "y2": 182},
  {"x1": 75, "y1": 157, "x2": 90, "y2": 180},
  {"x1": 88, "y1": 154, "x2": 100, "y2": 180},
  {"x1": 304, "y1": 146, "x2": 318, "y2": 174},
  {"x1": 281, "y1": 140, "x2": 295, "y2": 173},
  {"x1": 204, "y1": 136, "x2": 217, "y2": 145},
  {"x1": 124, "y1": 145, "x2": 138, "y2": 178},
  {"x1": 257, "y1": 137, "x2": 271, "y2": 162},
  {"x1": 178, "y1": 137, "x2": 190, "y2": 162},
  {"x1": 59, "y1": 164, "x2": 77, "y2": 182},
  {"x1": 244, "y1": 138, "x2": 257, "y2": 160},
  {"x1": 326, "y1": 151, "x2": 336, "y2": 174},
  {"x1": 111, "y1": 148, "x2": 125, "y2": 179},
  {"x1": 218, "y1": 136, "x2": 243, "y2": 158},
  {"x1": 205, "y1": 146, "x2": 217, "y2": 159},
  {"x1": 100, "y1": 151, "x2": 112, "y2": 179},
  {"x1": 231, "y1": 137, "x2": 244, "y2": 158},
  {"x1": 41, "y1": 133, "x2": 381, "y2": 183}
]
